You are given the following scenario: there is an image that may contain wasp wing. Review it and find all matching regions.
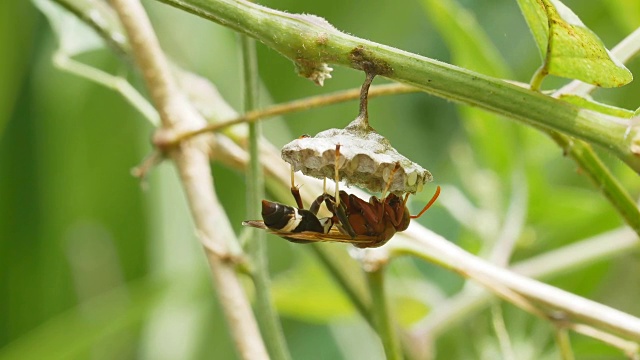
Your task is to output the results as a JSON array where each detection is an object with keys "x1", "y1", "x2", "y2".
[
  {"x1": 242, "y1": 220, "x2": 378, "y2": 245},
  {"x1": 242, "y1": 220, "x2": 269, "y2": 230}
]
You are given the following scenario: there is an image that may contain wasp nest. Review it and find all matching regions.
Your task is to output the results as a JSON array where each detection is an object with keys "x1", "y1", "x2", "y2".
[
  {"x1": 281, "y1": 117, "x2": 432, "y2": 194},
  {"x1": 282, "y1": 73, "x2": 433, "y2": 194}
]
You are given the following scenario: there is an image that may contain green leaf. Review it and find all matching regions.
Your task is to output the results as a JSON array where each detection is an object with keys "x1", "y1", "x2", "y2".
[
  {"x1": 518, "y1": 0, "x2": 633, "y2": 88},
  {"x1": 559, "y1": 94, "x2": 635, "y2": 118}
]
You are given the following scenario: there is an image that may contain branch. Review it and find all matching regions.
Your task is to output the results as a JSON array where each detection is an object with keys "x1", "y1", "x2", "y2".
[
  {"x1": 388, "y1": 226, "x2": 640, "y2": 341},
  {"x1": 108, "y1": 0, "x2": 268, "y2": 359},
  {"x1": 171, "y1": 83, "x2": 417, "y2": 143},
  {"x1": 366, "y1": 266, "x2": 403, "y2": 360},
  {"x1": 156, "y1": 0, "x2": 640, "y2": 174},
  {"x1": 241, "y1": 32, "x2": 291, "y2": 359}
]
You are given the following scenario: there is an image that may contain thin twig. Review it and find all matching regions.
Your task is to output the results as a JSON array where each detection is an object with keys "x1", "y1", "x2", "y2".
[
  {"x1": 241, "y1": 32, "x2": 291, "y2": 360},
  {"x1": 53, "y1": 52, "x2": 160, "y2": 125},
  {"x1": 487, "y1": 170, "x2": 528, "y2": 266},
  {"x1": 545, "y1": 27, "x2": 640, "y2": 237},
  {"x1": 108, "y1": 0, "x2": 268, "y2": 359},
  {"x1": 491, "y1": 304, "x2": 516, "y2": 360},
  {"x1": 568, "y1": 324, "x2": 639, "y2": 358},
  {"x1": 473, "y1": 272, "x2": 635, "y2": 358},
  {"x1": 392, "y1": 226, "x2": 640, "y2": 341},
  {"x1": 366, "y1": 267, "x2": 403, "y2": 360},
  {"x1": 411, "y1": 227, "x2": 638, "y2": 339},
  {"x1": 555, "y1": 328, "x2": 575, "y2": 360},
  {"x1": 170, "y1": 83, "x2": 417, "y2": 144}
]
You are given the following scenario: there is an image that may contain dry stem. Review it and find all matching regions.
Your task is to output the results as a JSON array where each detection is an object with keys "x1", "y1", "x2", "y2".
[{"x1": 109, "y1": 0, "x2": 268, "y2": 358}]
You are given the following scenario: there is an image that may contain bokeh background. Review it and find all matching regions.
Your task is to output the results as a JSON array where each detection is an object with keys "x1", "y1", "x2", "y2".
[{"x1": 1, "y1": 0, "x2": 639, "y2": 359}]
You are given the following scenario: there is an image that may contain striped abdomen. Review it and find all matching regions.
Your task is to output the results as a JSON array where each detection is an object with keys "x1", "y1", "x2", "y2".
[{"x1": 261, "y1": 200, "x2": 327, "y2": 233}]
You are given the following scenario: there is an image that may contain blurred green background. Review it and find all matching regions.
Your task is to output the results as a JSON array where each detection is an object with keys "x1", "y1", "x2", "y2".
[{"x1": 1, "y1": 0, "x2": 639, "y2": 359}]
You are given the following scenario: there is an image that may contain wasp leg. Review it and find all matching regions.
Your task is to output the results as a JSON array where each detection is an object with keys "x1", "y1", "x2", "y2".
[
  {"x1": 308, "y1": 178, "x2": 330, "y2": 215},
  {"x1": 324, "y1": 195, "x2": 357, "y2": 238},
  {"x1": 378, "y1": 162, "x2": 402, "y2": 222},
  {"x1": 290, "y1": 165, "x2": 305, "y2": 209},
  {"x1": 317, "y1": 217, "x2": 334, "y2": 234},
  {"x1": 335, "y1": 203, "x2": 356, "y2": 238},
  {"x1": 334, "y1": 144, "x2": 342, "y2": 208},
  {"x1": 329, "y1": 143, "x2": 358, "y2": 238},
  {"x1": 381, "y1": 162, "x2": 401, "y2": 198},
  {"x1": 309, "y1": 193, "x2": 331, "y2": 216}
]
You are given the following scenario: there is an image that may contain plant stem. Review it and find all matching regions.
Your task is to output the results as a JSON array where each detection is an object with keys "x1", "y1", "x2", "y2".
[
  {"x1": 171, "y1": 83, "x2": 417, "y2": 143},
  {"x1": 529, "y1": 65, "x2": 547, "y2": 92},
  {"x1": 392, "y1": 226, "x2": 640, "y2": 341},
  {"x1": 555, "y1": 328, "x2": 575, "y2": 360},
  {"x1": 453, "y1": 264, "x2": 636, "y2": 357},
  {"x1": 241, "y1": 34, "x2": 291, "y2": 360},
  {"x1": 545, "y1": 131, "x2": 640, "y2": 236},
  {"x1": 53, "y1": 52, "x2": 160, "y2": 125},
  {"x1": 155, "y1": 0, "x2": 640, "y2": 173},
  {"x1": 491, "y1": 305, "x2": 515, "y2": 360},
  {"x1": 109, "y1": 0, "x2": 268, "y2": 358},
  {"x1": 413, "y1": 227, "x2": 638, "y2": 339},
  {"x1": 568, "y1": 324, "x2": 639, "y2": 358},
  {"x1": 366, "y1": 268, "x2": 403, "y2": 360},
  {"x1": 544, "y1": 28, "x2": 640, "y2": 238}
]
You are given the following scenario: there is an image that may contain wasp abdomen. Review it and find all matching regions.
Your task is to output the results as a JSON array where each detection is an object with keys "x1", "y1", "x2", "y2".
[{"x1": 261, "y1": 200, "x2": 325, "y2": 233}]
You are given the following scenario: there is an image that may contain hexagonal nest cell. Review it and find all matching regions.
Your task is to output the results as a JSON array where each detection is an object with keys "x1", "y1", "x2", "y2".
[{"x1": 281, "y1": 117, "x2": 433, "y2": 194}]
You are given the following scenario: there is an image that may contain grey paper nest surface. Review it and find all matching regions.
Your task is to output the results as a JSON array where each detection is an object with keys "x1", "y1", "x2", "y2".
[{"x1": 281, "y1": 119, "x2": 433, "y2": 194}]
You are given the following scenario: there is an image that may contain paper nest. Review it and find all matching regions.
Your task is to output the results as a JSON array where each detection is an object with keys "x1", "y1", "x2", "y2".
[{"x1": 281, "y1": 119, "x2": 433, "y2": 194}]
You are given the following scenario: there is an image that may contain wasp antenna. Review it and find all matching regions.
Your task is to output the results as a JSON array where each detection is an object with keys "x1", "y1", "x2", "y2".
[
  {"x1": 334, "y1": 144, "x2": 341, "y2": 207},
  {"x1": 290, "y1": 164, "x2": 306, "y2": 209},
  {"x1": 410, "y1": 185, "x2": 441, "y2": 219}
]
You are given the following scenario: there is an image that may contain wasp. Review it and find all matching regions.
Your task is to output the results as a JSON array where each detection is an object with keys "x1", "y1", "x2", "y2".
[{"x1": 242, "y1": 144, "x2": 441, "y2": 248}]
